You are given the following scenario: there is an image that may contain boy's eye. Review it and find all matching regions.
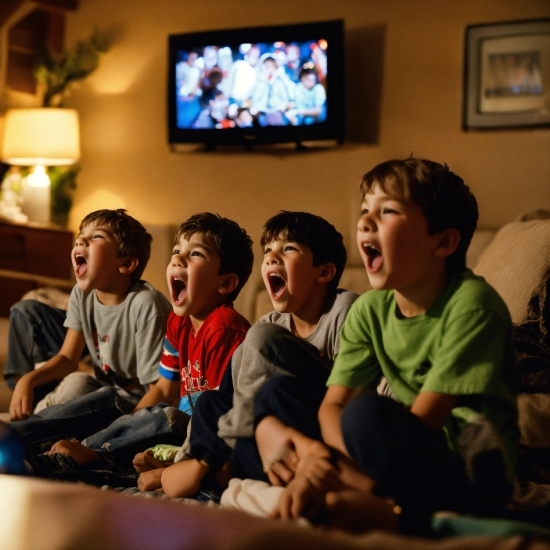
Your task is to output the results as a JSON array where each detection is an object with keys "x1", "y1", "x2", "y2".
[
  {"x1": 382, "y1": 208, "x2": 398, "y2": 215},
  {"x1": 191, "y1": 250, "x2": 204, "y2": 258},
  {"x1": 93, "y1": 234, "x2": 105, "y2": 239},
  {"x1": 172, "y1": 249, "x2": 180, "y2": 255},
  {"x1": 361, "y1": 208, "x2": 369, "y2": 215},
  {"x1": 284, "y1": 245, "x2": 297, "y2": 252},
  {"x1": 263, "y1": 247, "x2": 271, "y2": 255}
]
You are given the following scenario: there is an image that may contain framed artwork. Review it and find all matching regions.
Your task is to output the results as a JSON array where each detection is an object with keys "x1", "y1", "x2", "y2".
[{"x1": 463, "y1": 19, "x2": 550, "y2": 130}]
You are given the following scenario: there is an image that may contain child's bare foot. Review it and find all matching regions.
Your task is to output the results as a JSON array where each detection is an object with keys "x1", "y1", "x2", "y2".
[
  {"x1": 324, "y1": 489, "x2": 399, "y2": 533},
  {"x1": 46, "y1": 440, "x2": 100, "y2": 466},
  {"x1": 160, "y1": 459, "x2": 209, "y2": 498},
  {"x1": 133, "y1": 449, "x2": 168, "y2": 473}
]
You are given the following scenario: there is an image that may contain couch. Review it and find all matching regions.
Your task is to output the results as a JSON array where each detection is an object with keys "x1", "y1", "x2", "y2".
[{"x1": 1, "y1": 212, "x2": 550, "y2": 549}]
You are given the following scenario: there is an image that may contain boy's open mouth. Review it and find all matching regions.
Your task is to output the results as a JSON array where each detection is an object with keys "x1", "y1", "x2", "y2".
[
  {"x1": 363, "y1": 243, "x2": 383, "y2": 271},
  {"x1": 171, "y1": 277, "x2": 187, "y2": 304},
  {"x1": 268, "y1": 272, "x2": 286, "y2": 299},
  {"x1": 75, "y1": 254, "x2": 87, "y2": 276}
]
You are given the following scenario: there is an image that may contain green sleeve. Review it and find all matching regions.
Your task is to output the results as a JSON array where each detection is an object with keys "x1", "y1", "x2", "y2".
[{"x1": 326, "y1": 298, "x2": 381, "y2": 390}]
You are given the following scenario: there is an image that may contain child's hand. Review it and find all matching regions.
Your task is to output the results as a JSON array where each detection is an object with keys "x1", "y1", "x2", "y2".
[
  {"x1": 270, "y1": 456, "x2": 343, "y2": 521},
  {"x1": 270, "y1": 473, "x2": 326, "y2": 521},
  {"x1": 133, "y1": 449, "x2": 169, "y2": 473},
  {"x1": 256, "y1": 416, "x2": 299, "y2": 486},
  {"x1": 9, "y1": 377, "x2": 35, "y2": 421},
  {"x1": 256, "y1": 416, "x2": 331, "y2": 487},
  {"x1": 137, "y1": 467, "x2": 165, "y2": 492}
]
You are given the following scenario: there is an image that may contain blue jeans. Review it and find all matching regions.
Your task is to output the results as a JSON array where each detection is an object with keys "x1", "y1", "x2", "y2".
[
  {"x1": 83, "y1": 404, "x2": 190, "y2": 465},
  {"x1": 11, "y1": 385, "x2": 124, "y2": 457},
  {"x1": 4, "y1": 300, "x2": 67, "y2": 395}
]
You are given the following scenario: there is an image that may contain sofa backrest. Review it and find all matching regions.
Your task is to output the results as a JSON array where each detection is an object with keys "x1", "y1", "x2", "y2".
[{"x1": 473, "y1": 216, "x2": 550, "y2": 324}]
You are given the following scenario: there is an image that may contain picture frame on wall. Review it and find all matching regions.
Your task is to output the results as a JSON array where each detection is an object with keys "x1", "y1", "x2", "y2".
[{"x1": 463, "y1": 18, "x2": 550, "y2": 130}]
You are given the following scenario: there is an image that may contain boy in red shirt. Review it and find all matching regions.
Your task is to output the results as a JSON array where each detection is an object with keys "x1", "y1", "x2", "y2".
[{"x1": 37, "y1": 213, "x2": 254, "y2": 475}]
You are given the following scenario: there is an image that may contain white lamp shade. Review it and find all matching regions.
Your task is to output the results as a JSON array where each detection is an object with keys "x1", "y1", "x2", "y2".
[{"x1": 1, "y1": 108, "x2": 80, "y2": 166}]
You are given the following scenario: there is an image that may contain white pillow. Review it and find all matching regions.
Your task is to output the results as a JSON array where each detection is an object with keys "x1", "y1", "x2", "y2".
[{"x1": 474, "y1": 218, "x2": 550, "y2": 324}]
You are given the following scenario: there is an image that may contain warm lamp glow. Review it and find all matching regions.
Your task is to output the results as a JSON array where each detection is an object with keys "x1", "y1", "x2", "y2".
[
  {"x1": 26, "y1": 165, "x2": 50, "y2": 188},
  {"x1": 0, "y1": 108, "x2": 80, "y2": 223},
  {"x1": 1, "y1": 108, "x2": 80, "y2": 166}
]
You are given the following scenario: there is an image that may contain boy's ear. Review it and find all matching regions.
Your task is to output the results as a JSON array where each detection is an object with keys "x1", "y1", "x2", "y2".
[
  {"x1": 434, "y1": 228, "x2": 461, "y2": 258},
  {"x1": 218, "y1": 273, "x2": 239, "y2": 296},
  {"x1": 119, "y1": 256, "x2": 139, "y2": 275},
  {"x1": 317, "y1": 262, "x2": 337, "y2": 284}
]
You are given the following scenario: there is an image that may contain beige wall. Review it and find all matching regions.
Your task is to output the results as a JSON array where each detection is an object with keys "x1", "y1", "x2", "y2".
[{"x1": 60, "y1": 0, "x2": 549, "y2": 313}]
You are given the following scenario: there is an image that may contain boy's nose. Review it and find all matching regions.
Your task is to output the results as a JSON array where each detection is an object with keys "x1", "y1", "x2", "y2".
[
  {"x1": 264, "y1": 252, "x2": 280, "y2": 265},
  {"x1": 171, "y1": 255, "x2": 185, "y2": 267},
  {"x1": 357, "y1": 214, "x2": 375, "y2": 233}
]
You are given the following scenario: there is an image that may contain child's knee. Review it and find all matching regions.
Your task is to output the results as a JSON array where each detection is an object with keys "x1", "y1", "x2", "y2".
[{"x1": 245, "y1": 322, "x2": 285, "y2": 350}]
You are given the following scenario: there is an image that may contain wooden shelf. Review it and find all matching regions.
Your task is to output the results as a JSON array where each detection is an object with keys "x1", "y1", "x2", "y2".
[
  {"x1": 0, "y1": 1, "x2": 78, "y2": 96},
  {"x1": 0, "y1": 220, "x2": 74, "y2": 316}
]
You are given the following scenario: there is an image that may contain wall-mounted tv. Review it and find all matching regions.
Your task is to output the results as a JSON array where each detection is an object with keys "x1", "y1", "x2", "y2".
[{"x1": 167, "y1": 20, "x2": 345, "y2": 150}]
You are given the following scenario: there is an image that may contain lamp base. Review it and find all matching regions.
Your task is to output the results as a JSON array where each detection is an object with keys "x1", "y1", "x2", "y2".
[{"x1": 20, "y1": 181, "x2": 50, "y2": 223}]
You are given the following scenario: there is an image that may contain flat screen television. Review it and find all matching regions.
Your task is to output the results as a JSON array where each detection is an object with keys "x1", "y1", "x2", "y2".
[{"x1": 167, "y1": 20, "x2": 345, "y2": 150}]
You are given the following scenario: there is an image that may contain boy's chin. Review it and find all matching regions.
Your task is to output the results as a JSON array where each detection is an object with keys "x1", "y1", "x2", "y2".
[
  {"x1": 171, "y1": 304, "x2": 188, "y2": 317},
  {"x1": 75, "y1": 278, "x2": 92, "y2": 291},
  {"x1": 270, "y1": 299, "x2": 290, "y2": 313},
  {"x1": 365, "y1": 273, "x2": 388, "y2": 291}
]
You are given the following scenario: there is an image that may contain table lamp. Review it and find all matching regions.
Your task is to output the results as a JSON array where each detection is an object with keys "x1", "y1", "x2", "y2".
[{"x1": 1, "y1": 108, "x2": 80, "y2": 223}]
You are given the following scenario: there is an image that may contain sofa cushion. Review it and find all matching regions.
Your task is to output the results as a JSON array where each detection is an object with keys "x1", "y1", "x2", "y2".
[{"x1": 474, "y1": 217, "x2": 550, "y2": 324}]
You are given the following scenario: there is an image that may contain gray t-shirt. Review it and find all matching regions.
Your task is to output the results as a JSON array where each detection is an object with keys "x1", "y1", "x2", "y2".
[
  {"x1": 64, "y1": 281, "x2": 172, "y2": 405},
  {"x1": 217, "y1": 289, "x2": 358, "y2": 444}
]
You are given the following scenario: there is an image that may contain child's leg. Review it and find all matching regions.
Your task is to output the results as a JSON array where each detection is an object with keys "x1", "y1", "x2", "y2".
[
  {"x1": 324, "y1": 489, "x2": 399, "y2": 533},
  {"x1": 4, "y1": 300, "x2": 66, "y2": 396},
  {"x1": 186, "y1": 390, "x2": 234, "y2": 472},
  {"x1": 232, "y1": 375, "x2": 328, "y2": 483},
  {"x1": 33, "y1": 372, "x2": 104, "y2": 412},
  {"x1": 82, "y1": 405, "x2": 190, "y2": 467},
  {"x1": 42, "y1": 405, "x2": 189, "y2": 470},
  {"x1": 10, "y1": 386, "x2": 123, "y2": 456},
  {"x1": 218, "y1": 323, "x2": 329, "y2": 442},
  {"x1": 340, "y1": 394, "x2": 484, "y2": 535}
]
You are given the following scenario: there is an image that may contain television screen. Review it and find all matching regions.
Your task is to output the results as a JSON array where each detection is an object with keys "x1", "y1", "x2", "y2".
[{"x1": 168, "y1": 20, "x2": 344, "y2": 148}]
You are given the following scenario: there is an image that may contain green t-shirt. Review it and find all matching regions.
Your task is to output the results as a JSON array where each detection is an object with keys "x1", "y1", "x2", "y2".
[{"x1": 328, "y1": 269, "x2": 519, "y2": 478}]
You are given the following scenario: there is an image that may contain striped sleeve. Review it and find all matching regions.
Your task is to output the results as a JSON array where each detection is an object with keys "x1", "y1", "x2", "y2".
[{"x1": 159, "y1": 336, "x2": 180, "y2": 381}]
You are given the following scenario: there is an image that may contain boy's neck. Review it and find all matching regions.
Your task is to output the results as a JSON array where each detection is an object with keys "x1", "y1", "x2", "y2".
[
  {"x1": 290, "y1": 288, "x2": 332, "y2": 339},
  {"x1": 394, "y1": 270, "x2": 450, "y2": 318},
  {"x1": 94, "y1": 279, "x2": 134, "y2": 306},
  {"x1": 189, "y1": 298, "x2": 229, "y2": 334}
]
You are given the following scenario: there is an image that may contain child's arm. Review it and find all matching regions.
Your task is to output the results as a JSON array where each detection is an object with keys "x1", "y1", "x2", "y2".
[
  {"x1": 410, "y1": 391, "x2": 457, "y2": 431},
  {"x1": 318, "y1": 385, "x2": 358, "y2": 457},
  {"x1": 160, "y1": 459, "x2": 209, "y2": 498},
  {"x1": 9, "y1": 328, "x2": 85, "y2": 420},
  {"x1": 132, "y1": 376, "x2": 180, "y2": 413}
]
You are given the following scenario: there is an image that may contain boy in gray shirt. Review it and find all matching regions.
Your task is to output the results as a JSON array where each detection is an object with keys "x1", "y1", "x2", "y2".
[
  {"x1": 10, "y1": 209, "x2": 172, "y2": 448},
  {"x1": 136, "y1": 211, "x2": 357, "y2": 498}
]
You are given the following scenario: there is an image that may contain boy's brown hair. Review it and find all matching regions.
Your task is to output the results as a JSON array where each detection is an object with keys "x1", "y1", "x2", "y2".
[
  {"x1": 260, "y1": 211, "x2": 347, "y2": 293},
  {"x1": 175, "y1": 212, "x2": 254, "y2": 302},
  {"x1": 360, "y1": 158, "x2": 478, "y2": 275},
  {"x1": 79, "y1": 209, "x2": 152, "y2": 283}
]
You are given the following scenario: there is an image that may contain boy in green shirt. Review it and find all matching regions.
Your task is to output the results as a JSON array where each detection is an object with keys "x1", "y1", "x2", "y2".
[{"x1": 257, "y1": 158, "x2": 518, "y2": 535}]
